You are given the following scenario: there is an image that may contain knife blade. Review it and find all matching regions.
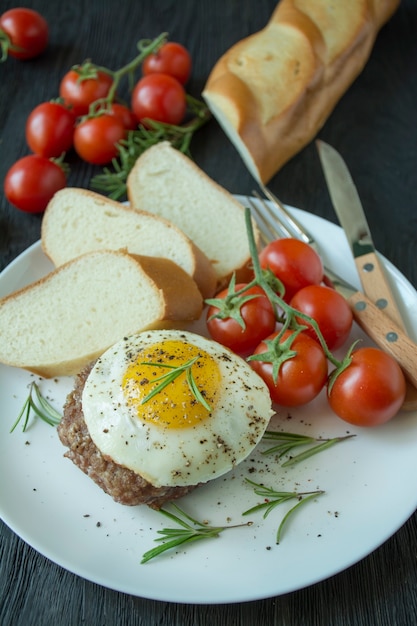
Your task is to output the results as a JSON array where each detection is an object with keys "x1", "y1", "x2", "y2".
[
  {"x1": 316, "y1": 139, "x2": 405, "y2": 329},
  {"x1": 316, "y1": 139, "x2": 417, "y2": 408}
]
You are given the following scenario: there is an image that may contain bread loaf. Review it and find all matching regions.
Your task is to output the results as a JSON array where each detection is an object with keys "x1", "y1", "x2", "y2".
[
  {"x1": 41, "y1": 188, "x2": 217, "y2": 299},
  {"x1": 0, "y1": 250, "x2": 203, "y2": 378},
  {"x1": 127, "y1": 141, "x2": 258, "y2": 288},
  {"x1": 202, "y1": 0, "x2": 400, "y2": 183}
]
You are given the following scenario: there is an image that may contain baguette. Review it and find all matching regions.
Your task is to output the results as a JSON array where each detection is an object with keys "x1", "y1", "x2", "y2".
[
  {"x1": 41, "y1": 188, "x2": 217, "y2": 299},
  {"x1": 0, "y1": 250, "x2": 203, "y2": 378},
  {"x1": 202, "y1": 0, "x2": 400, "y2": 183},
  {"x1": 127, "y1": 142, "x2": 257, "y2": 288}
]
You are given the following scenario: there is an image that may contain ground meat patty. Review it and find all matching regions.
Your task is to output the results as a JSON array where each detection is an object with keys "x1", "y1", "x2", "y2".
[{"x1": 57, "y1": 362, "x2": 198, "y2": 509}]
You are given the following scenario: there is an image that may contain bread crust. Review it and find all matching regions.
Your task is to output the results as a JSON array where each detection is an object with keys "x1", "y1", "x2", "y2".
[
  {"x1": 203, "y1": 0, "x2": 400, "y2": 183},
  {"x1": 41, "y1": 187, "x2": 217, "y2": 299},
  {"x1": 127, "y1": 142, "x2": 258, "y2": 289},
  {"x1": 0, "y1": 250, "x2": 202, "y2": 378}
]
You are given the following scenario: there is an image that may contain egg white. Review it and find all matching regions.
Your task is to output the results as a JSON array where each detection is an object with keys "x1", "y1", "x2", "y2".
[{"x1": 82, "y1": 329, "x2": 273, "y2": 488}]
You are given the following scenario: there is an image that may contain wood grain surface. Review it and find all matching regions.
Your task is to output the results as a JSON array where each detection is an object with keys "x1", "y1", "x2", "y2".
[{"x1": 1, "y1": 1, "x2": 417, "y2": 624}]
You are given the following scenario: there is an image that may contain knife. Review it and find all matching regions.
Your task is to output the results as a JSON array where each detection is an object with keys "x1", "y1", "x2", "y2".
[
  {"x1": 253, "y1": 186, "x2": 417, "y2": 406},
  {"x1": 316, "y1": 139, "x2": 417, "y2": 408},
  {"x1": 316, "y1": 140, "x2": 405, "y2": 328}
]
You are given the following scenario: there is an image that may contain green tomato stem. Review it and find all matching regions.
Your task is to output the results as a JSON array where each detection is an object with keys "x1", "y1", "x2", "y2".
[
  {"x1": 92, "y1": 32, "x2": 168, "y2": 105},
  {"x1": 244, "y1": 207, "x2": 343, "y2": 368}
]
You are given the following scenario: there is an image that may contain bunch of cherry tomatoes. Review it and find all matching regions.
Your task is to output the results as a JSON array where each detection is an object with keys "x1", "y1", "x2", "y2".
[
  {"x1": 2, "y1": 8, "x2": 192, "y2": 214},
  {"x1": 206, "y1": 235, "x2": 407, "y2": 428}
]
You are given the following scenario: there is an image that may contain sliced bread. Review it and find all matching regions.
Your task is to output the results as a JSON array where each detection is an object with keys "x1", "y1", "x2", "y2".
[
  {"x1": 41, "y1": 188, "x2": 217, "y2": 299},
  {"x1": 126, "y1": 142, "x2": 257, "y2": 288},
  {"x1": 0, "y1": 250, "x2": 203, "y2": 378}
]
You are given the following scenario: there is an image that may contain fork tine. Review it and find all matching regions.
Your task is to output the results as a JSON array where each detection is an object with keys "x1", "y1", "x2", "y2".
[
  {"x1": 246, "y1": 196, "x2": 287, "y2": 245},
  {"x1": 252, "y1": 190, "x2": 298, "y2": 241},
  {"x1": 257, "y1": 185, "x2": 314, "y2": 246}
]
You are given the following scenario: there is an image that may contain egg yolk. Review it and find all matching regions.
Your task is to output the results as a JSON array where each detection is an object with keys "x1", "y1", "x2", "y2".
[{"x1": 122, "y1": 340, "x2": 221, "y2": 429}]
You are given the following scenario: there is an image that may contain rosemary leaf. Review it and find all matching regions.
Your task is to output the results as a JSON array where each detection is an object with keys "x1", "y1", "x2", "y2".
[
  {"x1": 139, "y1": 357, "x2": 211, "y2": 411},
  {"x1": 261, "y1": 430, "x2": 355, "y2": 466},
  {"x1": 186, "y1": 367, "x2": 211, "y2": 411},
  {"x1": 10, "y1": 396, "x2": 31, "y2": 433},
  {"x1": 11, "y1": 382, "x2": 62, "y2": 433},
  {"x1": 276, "y1": 492, "x2": 323, "y2": 544},
  {"x1": 141, "y1": 504, "x2": 251, "y2": 564},
  {"x1": 33, "y1": 383, "x2": 62, "y2": 424},
  {"x1": 282, "y1": 436, "x2": 354, "y2": 467},
  {"x1": 243, "y1": 479, "x2": 325, "y2": 544}
]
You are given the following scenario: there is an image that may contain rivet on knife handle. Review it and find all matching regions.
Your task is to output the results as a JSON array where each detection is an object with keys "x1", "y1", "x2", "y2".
[
  {"x1": 348, "y1": 291, "x2": 417, "y2": 388},
  {"x1": 354, "y1": 251, "x2": 405, "y2": 328}
]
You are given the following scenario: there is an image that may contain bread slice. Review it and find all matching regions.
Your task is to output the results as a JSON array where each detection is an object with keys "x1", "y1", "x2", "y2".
[
  {"x1": 202, "y1": 0, "x2": 400, "y2": 183},
  {"x1": 0, "y1": 250, "x2": 203, "y2": 378},
  {"x1": 41, "y1": 188, "x2": 217, "y2": 299},
  {"x1": 127, "y1": 142, "x2": 257, "y2": 288}
]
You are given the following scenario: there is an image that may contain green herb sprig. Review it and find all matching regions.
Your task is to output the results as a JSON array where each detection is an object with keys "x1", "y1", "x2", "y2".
[
  {"x1": 11, "y1": 381, "x2": 62, "y2": 433},
  {"x1": 141, "y1": 504, "x2": 252, "y2": 564},
  {"x1": 243, "y1": 479, "x2": 325, "y2": 544},
  {"x1": 261, "y1": 431, "x2": 356, "y2": 466},
  {"x1": 140, "y1": 357, "x2": 211, "y2": 411}
]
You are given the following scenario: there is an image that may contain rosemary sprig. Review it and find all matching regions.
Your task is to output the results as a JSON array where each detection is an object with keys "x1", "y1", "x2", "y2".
[
  {"x1": 261, "y1": 430, "x2": 356, "y2": 467},
  {"x1": 140, "y1": 357, "x2": 211, "y2": 411},
  {"x1": 90, "y1": 95, "x2": 211, "y2": 200},
  {"x1": 10, "y1": 381, "x2": 62, "y2": 433},
  {"x1": 243, "y1": 479, "x2": 325, "y2": 544},
  {"x1": 141, "y1": 504, "x2": 252, "y2": 563}
]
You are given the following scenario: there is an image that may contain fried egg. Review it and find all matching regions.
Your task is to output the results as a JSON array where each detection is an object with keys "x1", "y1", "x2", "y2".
[{"x1": 82, "y1": 329, "x2": 273, "y2": 488}]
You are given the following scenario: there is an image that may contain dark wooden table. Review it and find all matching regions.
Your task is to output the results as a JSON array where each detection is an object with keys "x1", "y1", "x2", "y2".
[{"x1": 1, "y1": 1, "x2": 417, "y2": 624}]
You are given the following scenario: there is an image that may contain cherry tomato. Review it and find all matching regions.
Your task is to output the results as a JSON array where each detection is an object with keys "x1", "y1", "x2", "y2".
[
  {"x1": 290, "y1": 284, "x2": 353, "y2": 350},
  {"x1": 108, "y1": 103, "x2": 137, "y2": 131},
  {"x1": 259, "y1": 239, "x2": 323, "y2": 302},
  {"x1": 131, "y1": 73, "x2": 186, "y2": 126},
  {"x1": 327, "y1": 347, "x2": 406, "y2": 427},
  {"x1": 59, "y1": 69, "x2": 114, "y2": 117},
  {"x1": 206, "y1": 284, "x2": 276, "y2": 355},
  {"x1": 250, "y1": 329, "x2": 328, "y2": 406},
  {"x1": 4, "y1": 155, "x2": 66, "y2": 213},
  {"x1": 25, "y1": 102, "x2": 76, "y2": 158},
  {"x1": 0, "y1": 8, "x2": 48, "y2": 60},
  {"x1": 73, "y1": 114, "x2": 126, "y2": 165},
  {"x1": 142, "y1": 42, "x2": 192, "y2": 85}
]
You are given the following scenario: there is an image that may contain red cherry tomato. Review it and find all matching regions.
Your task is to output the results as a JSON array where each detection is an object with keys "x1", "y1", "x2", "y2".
[
  {"x1": 206, "y1": 284, "x2": 276, "y2": 355},
  {"x1": 328, "y1": 347, "x2": 406, "y2": 427},
  {"x1": 142, "y1": 42, "x2": 192, "y2": 85},
  {"x1": 250, "y1": 329, "x2": 328, "y2": 406},
  {"x1": 4, "y1": 155, "x2": 67, "y2": 213},
  {"x1": 73, "y1": 114, "x2": 126, "y2": 165},
  {"x1": 59, "y1": 69, "x2": 114, "y2": 117},
  {"x1": 0, "y1": 8, "x2": 48, "y2": 60},
  {"x1": 108, "y1": 103, "x2": 137, "y2": 131},
  {"x1": 25, "y1": 102, "x2": 76, "y2": 157},
  {"x1": 290, "y1": 284, "x2": 353, "y2": 350},
  {"x1": 131, "y1": 73, "x2": 186, "y2": 126},
  {"x1": 259, "y1": 239, "x2": 323, "y2": 302}
]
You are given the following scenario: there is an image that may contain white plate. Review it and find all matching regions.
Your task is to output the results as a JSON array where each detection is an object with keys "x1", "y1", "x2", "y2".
[{"x1": 1, "y1": 202, "x2": 417, "y2": 605}]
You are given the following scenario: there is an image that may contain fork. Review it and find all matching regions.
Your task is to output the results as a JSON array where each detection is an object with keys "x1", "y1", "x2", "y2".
[
  {"x1": 248, "y1": 188, "x2": 363, "y2": 296},
  {"x1": 246, "y1": 188, "x2": 417, "y2": 398}
]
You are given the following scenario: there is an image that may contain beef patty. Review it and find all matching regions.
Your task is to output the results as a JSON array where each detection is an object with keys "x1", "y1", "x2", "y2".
[{"x1": 57, "y1": 362, "x2": 198, "y2": 509}]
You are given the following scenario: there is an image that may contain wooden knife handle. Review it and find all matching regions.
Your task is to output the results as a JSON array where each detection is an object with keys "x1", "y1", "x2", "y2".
[
  {"x1": 348, "y1": 290, "x2": 417, "y2": 389},
  {"x1": 354, "y1": 251, "x2": 405, "y2": 329}
]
